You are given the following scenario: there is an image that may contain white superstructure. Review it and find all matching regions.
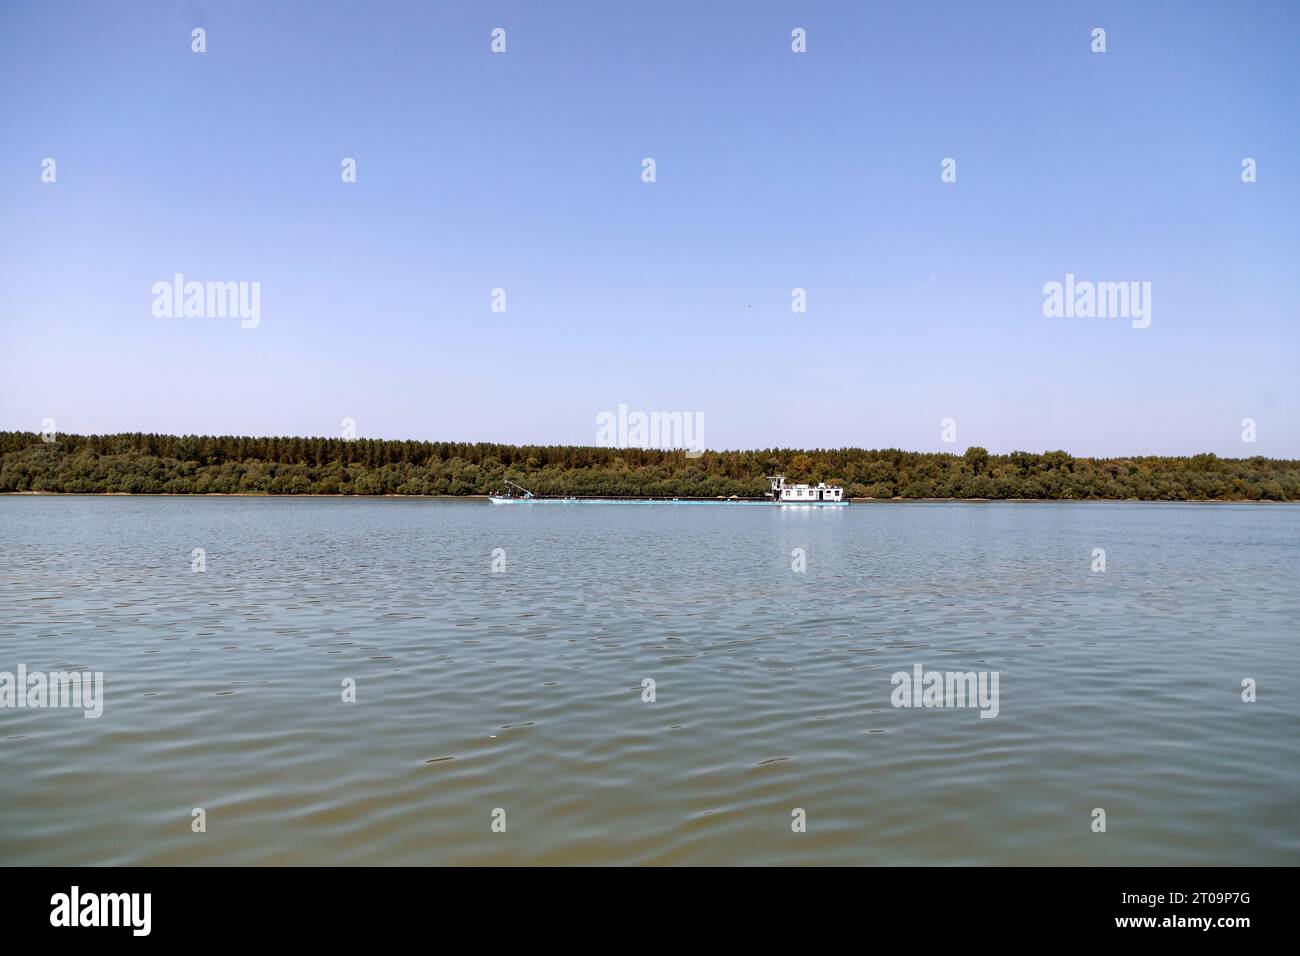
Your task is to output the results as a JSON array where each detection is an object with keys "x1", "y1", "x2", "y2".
[{"x1": 765, "y1": 475, "x2": 846, "y2": 504}]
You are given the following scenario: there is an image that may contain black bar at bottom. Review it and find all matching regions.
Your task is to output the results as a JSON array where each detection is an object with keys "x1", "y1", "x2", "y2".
[{"x1": 0, "y1": 866, "x2": 1284, "y2": 941}]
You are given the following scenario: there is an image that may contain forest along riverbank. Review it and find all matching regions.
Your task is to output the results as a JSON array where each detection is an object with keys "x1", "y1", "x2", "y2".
[{"x1": 2, "y1": 433, "x2": 1297, "y2": 500}]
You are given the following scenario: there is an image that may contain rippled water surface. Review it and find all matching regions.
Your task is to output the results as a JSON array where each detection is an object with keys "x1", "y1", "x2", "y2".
[{"x1": 1, "y1": 497, "x2": 1297, "y2": 865}]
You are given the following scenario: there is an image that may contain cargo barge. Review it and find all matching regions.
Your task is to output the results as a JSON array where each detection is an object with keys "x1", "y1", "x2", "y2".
[{"x1": 488, "y1": 476, "x2": 847, "y2": 505}]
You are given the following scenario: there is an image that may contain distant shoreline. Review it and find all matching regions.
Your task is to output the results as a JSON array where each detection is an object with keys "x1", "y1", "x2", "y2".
[
  {"x1": 4, "y1": 432, "x2": 1296, "y2": 501},
  {"x1": 2, "y1": 491, "x2": 1293, "y2": 504}
]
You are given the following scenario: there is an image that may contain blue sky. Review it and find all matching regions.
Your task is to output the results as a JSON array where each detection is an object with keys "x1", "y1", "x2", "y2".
[{"x1": 2, "y1": 1, "x2": 1297, "y2": 456}]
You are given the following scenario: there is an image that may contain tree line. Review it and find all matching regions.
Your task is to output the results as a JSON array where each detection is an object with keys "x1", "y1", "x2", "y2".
[{"x1": 0, "y1": 431, "x2": 1296, "y2": 500}]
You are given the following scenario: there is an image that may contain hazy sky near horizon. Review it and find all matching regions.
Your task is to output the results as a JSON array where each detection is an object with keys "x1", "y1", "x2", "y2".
[{"x1": 2, "y1": 1, "x2": 1297, "y2": 456}]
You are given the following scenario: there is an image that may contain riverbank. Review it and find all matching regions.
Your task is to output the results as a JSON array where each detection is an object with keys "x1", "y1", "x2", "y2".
[
  {"x1": 3, "y1": 432, "x2": 1297, "y2": 501},
  {"x1": 3, "y1": 491, "x2": 1294, "y2": 504}
]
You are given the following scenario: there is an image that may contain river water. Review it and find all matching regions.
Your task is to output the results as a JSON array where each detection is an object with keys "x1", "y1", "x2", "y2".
[{"x1": 1, "y1": 497, "x2": 1296, "y2": 865}]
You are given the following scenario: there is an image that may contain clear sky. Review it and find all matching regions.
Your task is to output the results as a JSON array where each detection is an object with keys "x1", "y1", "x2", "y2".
[{"x1": 2, "y1": 1, "x2": 1297, "y2": 456}]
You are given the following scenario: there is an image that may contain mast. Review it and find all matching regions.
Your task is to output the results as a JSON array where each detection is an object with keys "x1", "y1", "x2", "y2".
[{"x1": 504, "y1": 480, "x2": 535, "y2": 499}]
